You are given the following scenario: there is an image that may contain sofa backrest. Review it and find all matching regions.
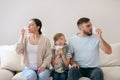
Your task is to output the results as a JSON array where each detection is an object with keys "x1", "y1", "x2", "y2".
[
  {"x1": 100, "y1": 43, "x2": 120, "y2": 67},
  {"x1": 0, "y1": 43, "x2": 120, "y2": 70},
  {"x1": 0, "y1": 56, "x2": 1, "y2": 66}
]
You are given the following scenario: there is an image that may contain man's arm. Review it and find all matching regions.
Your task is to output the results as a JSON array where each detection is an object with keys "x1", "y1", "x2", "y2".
[
  {"x1": 100, "y1": 37, "x2": 112, "y2": 54},
  {"x1": 96, "y1": 28, "x2": 112, "y2": 54},
  {"x1": 70, "y1": 54, "x2": 80, "y2": 69}
]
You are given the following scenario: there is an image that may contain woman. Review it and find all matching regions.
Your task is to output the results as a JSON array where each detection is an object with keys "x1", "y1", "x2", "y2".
[{"x1": 16, "y1": 18, "x2": 52, "y2": 80}]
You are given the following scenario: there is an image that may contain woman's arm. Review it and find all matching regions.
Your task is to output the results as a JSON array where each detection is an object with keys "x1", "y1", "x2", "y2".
[
  {"x1": 16, "y1": 37, "x2": 26, "y2": 54},
  {"x1": 41, "y1": 39, "x2": 52, "y2": 68},
  {"x1": 16, "y1": 28, "x2": 26, "y2": 55}
]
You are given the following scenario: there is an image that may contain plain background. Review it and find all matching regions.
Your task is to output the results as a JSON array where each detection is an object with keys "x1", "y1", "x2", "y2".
[{"x1": 0, "y1": 0, "x2": 120, "y2": 45}]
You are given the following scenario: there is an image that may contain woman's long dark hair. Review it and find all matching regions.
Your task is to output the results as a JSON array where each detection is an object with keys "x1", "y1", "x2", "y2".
[{"x1": 31, "y1": 18, "x2": 42, "y2": 34}]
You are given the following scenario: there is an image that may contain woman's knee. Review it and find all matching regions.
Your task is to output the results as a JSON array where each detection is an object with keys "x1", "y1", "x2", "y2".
[
  {"x1": 22, "y1": 69, "x2": 37, "y2": 80},
  {"x1": 38, "y1": 69, "x2": 50, "y2": 80}
]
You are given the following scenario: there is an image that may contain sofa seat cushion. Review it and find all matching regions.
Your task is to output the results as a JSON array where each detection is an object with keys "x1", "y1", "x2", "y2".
[
  {"x1": 0, "y1": 69, "x2": 14, "y2": 80},
  {"x1": 12, "y1": 72, "x2": 53, "y2": 80},
  {"x1": 79, "y1": 77, "x2": 90, "y2": 80},
  {"x1": 101, "y1": 67, "x2": 120, "y2": 80},
  {"x1": 12, "y1": 72, "x2": 25, "y2": 80}
]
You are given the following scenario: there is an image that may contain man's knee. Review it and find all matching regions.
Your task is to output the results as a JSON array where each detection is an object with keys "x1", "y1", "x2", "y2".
[
  {"x1": 68, "y1": 68, "x2": 80, "y2": 80},
  {"x1": 38, "y1": 69, "x2": 50, "y2": 80},
  {"x1": 90, "y1": 68, "x2": 103, "y2": 80},
  {"x1": 68, "y1": 68, "x2": 79, "y2": 75}
]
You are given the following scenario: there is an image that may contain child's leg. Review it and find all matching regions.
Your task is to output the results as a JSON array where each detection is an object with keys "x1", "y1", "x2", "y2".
[
  {"x1": 59, "y1": 71, "x2": 68, "y2": 80},
  {"x1": 52, "y1": 71, "x2": 60, "y2": 80}
]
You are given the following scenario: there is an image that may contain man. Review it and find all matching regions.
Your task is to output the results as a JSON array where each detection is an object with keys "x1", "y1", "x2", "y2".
[{"x1": 67, "y1": 17, "x2": 112, "y2": 80}]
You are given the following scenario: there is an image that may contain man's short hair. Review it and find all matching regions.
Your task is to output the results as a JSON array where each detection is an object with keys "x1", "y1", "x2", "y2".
[{"x1": 77, "y1": 17, "x2": 90, "y2": 26}]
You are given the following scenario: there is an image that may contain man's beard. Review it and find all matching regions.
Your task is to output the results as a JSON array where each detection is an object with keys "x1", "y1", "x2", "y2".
[{"x1": 83, "y1": 30, "x2": 92, "y2": 36}]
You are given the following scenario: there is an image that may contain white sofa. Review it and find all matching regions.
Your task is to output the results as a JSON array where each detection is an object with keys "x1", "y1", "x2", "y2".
[{"x1": 0, "y1": 43, "x2": 120, "y2": 80}]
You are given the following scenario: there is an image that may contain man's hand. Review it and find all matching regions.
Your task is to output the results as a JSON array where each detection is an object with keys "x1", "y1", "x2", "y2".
[
  {"x1": 38, "y1": 66, "x2": 45, "y2": 73},
  {"x1": 71, "y1": 63, "x2": 80, "y2": 69},
  {"x1": 95, "y1": 28, "x2": 112, "y2": 54},
  {"x1": 96, "y1": 28, "x2": 102, "y2": 40}
]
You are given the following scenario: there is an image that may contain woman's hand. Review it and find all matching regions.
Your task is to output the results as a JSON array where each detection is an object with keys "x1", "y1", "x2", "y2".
[
  {"x1": 20, "y1": 28, "x2": 25, "y2": 38},
  {"x1": 38, "y1": 66, "x2": 45, "y2": 73}
]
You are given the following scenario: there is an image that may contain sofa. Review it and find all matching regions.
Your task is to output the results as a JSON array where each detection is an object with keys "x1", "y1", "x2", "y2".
[{"x1": 0, "y1": 42, "x2": 120, "y2": 80}]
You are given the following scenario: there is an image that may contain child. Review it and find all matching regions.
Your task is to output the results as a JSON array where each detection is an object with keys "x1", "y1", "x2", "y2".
[{"x1": 51, "y1": 33, "x2": 70, "y2": 80}]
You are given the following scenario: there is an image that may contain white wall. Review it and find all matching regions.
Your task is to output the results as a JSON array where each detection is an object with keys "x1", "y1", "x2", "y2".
[{"x1": 0, "y1": 0, "x2": 120, "y2": 45}]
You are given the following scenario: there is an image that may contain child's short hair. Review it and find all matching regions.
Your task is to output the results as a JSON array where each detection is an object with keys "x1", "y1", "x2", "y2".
[{"x1": 53, "y1": 33, "x2": 65, "y2": 42}]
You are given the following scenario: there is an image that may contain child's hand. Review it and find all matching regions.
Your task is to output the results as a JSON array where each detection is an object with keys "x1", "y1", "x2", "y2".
[
  {"x1": 56, "y1": 49, "x2": 61, "y2": 56},
  {"x1": 56, "y1": 48, "x2": 64, "y2": 56}
]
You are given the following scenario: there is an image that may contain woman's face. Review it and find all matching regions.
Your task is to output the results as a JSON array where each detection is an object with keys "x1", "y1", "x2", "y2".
[{"x1": 27, "y1": 20, "x2": 39, "y2": 33}]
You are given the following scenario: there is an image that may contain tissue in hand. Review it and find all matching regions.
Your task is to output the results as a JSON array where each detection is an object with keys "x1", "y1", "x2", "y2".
[{"x1": 54, "y1": 45, "x2": 63, "y2": 50}]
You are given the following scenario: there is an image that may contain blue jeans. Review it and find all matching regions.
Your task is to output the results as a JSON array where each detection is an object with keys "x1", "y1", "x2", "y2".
[
  {"x1": 68, "y1": 67, "x2": 103, "y2": 80},
  {"x1": 22, "y1": 67, "x2": 50, "y2": 80},
  {"x1": 51, "y1": 71, "x2": 68, "y2": 80}
]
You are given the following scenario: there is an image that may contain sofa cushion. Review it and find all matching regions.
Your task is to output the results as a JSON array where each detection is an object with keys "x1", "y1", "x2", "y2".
[
  {"x1": 12, "y1": 72, "x2": 25, "y2": 80},
  {"x1": 101, "y1": 67, "x2": 120, "y2": 80},
  {"x1": 0, "y1": 69, "x2": 14, "y2": 80},
  {"x1": 0, "y1": 45, "x2": 24, "y2": 71},
  {"x1": 0, "y1": 46, "x2": 6, "y2": 67},
  {"x1": 0, "y1": 52, "x2": 1, "y2": 67},
  {"x1": 79, "y1": 77, "x2": 90, "y2": 80},
  {"x1": 100, "y1": 43, "x2": 120, "y2": 67},
  {"x1": 12, "y1": 72, "x2": 55, "y2": 80}
]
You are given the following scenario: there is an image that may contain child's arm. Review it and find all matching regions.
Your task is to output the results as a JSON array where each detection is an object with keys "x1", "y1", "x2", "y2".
[
  {"x1": 61, "y1": 54, "x2": 70, "y2": 67},
  {"x1": 58, "y1": 48, "x2": 69, "y2": 67},
  {"x1": 51, "y1": 50, "x2": 61, "y2": 67},
  {"x1": 51, "y1": 55, "x2": 60, "y2": 67}
]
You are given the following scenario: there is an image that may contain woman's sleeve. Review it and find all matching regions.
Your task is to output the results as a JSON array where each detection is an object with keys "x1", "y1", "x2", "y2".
[
  {"x1": 16, "y1": 37, "x2": 26, "y2": 55},
  {"x1": 41, "y1": 39, "x2": 52, "y2": 68}
]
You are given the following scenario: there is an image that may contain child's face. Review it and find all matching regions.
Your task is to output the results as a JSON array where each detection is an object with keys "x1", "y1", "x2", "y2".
[{"x1": 55, "y1": 36, "x2": 66, "y2": 46}]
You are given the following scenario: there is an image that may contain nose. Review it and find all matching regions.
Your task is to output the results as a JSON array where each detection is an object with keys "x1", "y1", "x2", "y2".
[{"x1": 28, "y1": 26, "x2": 30, "y2": 29}]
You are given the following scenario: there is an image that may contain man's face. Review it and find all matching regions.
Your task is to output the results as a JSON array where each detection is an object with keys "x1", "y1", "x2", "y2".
[{"x1": 79, "y1": 21, "x2": 92, "y2": 36}]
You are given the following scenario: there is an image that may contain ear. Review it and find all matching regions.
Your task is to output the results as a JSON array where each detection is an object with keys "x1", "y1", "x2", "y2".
[
  {"x1": 78, "y1": 25, "x2": 81, "y2": 30},
  {"x1": 78, "y1": 24, "x2": 83, "y2": 30},
  {"x1": 37, "y1": 26, "x2": 40, "y2": 30}
]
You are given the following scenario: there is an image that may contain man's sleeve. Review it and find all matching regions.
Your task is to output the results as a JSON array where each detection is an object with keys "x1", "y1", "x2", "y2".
[{"x1": 66, "y1": 41, "x2": 74, "y2": 58}]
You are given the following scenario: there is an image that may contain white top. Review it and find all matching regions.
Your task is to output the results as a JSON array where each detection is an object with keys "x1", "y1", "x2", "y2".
[
  {"x1": 67, "y1": 34, "x2": 101, "y2": 68},
  {"x1": 26, "y1": 41, "x2": 38, "y2": 70}
]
